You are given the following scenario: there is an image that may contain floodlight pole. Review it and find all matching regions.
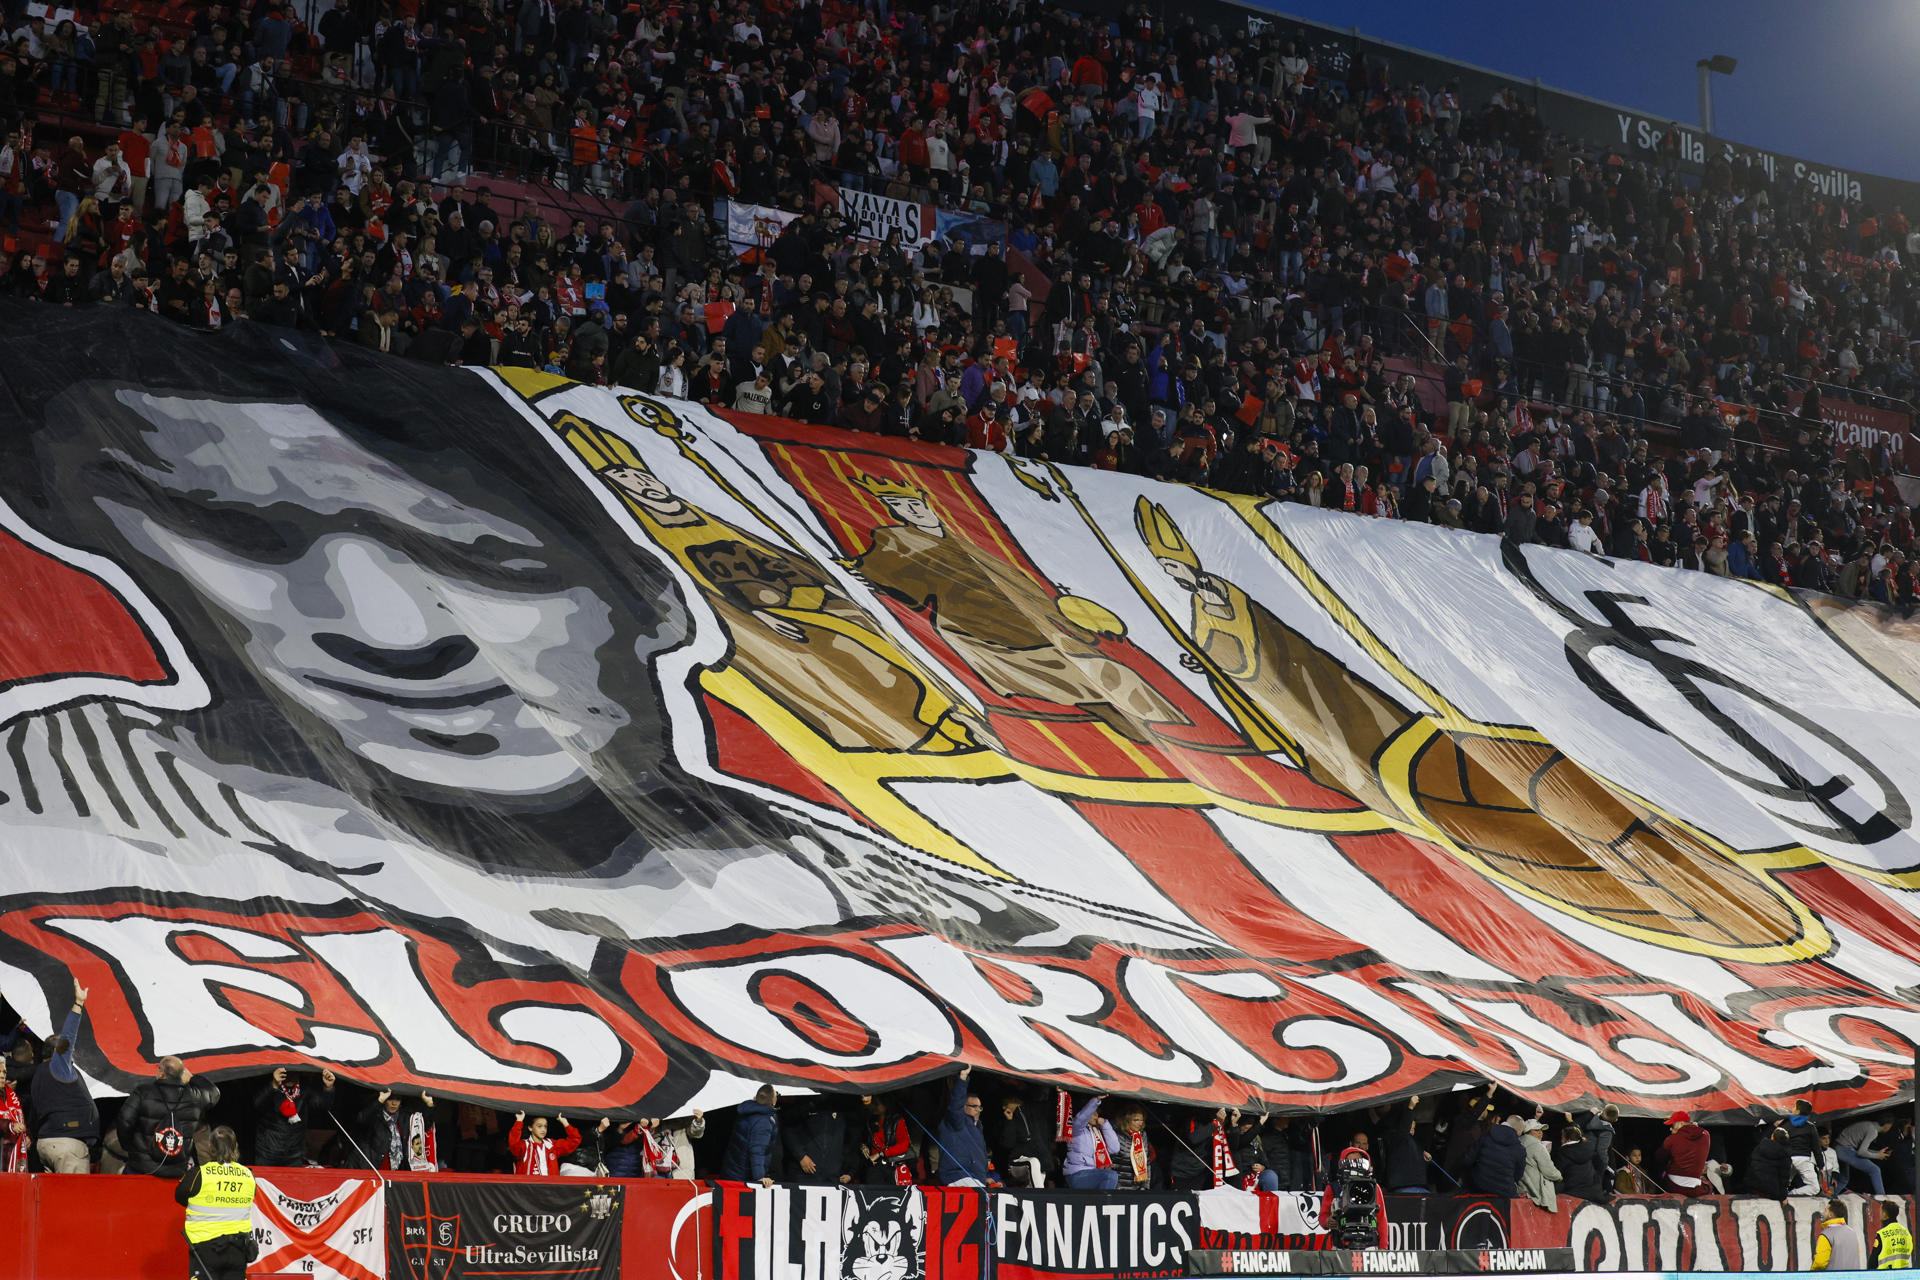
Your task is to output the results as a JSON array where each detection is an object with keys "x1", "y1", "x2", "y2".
[{"x1": 1696, "y1": 55, "x2": 1737, "y2": 135}]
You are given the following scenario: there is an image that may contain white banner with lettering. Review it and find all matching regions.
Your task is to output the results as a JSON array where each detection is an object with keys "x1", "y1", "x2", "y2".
[{"x1": 253, "y1": 1173, "x2": 387, "y2": 1280}]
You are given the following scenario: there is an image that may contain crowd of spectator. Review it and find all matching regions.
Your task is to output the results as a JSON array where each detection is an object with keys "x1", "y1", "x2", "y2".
[
  {"x1": 4, "y1": 989, "x2": 1914, "y2": 1210},
  {"x1": 0, "y1": 0, "x2": 1916, "y2": 609}
]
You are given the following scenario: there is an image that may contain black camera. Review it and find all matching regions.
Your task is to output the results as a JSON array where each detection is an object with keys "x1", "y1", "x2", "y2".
[{"x1": 1327, "y1": 1149, "x2": 1383, "y2": 1249}]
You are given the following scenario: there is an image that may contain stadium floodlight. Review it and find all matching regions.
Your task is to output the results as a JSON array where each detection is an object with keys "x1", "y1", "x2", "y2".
[{"x1": 1696, "y1": 55, "x2": 1738, "y2": 134}]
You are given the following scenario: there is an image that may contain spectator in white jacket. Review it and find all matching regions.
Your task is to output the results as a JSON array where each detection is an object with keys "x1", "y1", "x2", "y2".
[
  {"x1": 337, "y1": 135, "x2": 373, "y2": 195},
  {"x1": 1568, "y1": 509, "x2": 1602, "y2": 554},
  {"x1": 90, "y1": 144, "x2": 134, "y2": 210},
  {"x1": 183, "y1": 175, "x2": 215, "y2": 246}
]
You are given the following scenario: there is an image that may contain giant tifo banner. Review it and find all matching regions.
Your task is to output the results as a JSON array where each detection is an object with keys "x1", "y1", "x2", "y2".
[{"x1": 8, "y1": 307, "x2": 1920, "y2": 1115}]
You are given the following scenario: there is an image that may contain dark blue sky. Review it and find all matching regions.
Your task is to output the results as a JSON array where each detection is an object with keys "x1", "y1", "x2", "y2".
[{"x1": 1249, "y1": 0, "x2": 1920, "y2": 183}]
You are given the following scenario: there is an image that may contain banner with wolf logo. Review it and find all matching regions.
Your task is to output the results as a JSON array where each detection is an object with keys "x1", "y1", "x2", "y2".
[
  {"x1": 713, "y1": 1184, "x2": 930, "y2": 1280},
  {"x1": 387, "y1": 1182, "x2": 621, "y2": 1280},
  {"x1": 4, "y1": 306, "x2": 1920, "y2": 1119}
]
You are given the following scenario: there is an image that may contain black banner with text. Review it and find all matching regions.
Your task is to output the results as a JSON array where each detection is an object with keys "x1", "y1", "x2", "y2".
[
  {"x1": 387, "y1": 1181, "x2": 623, "y2": 1280},
  {"x1": 992, "y1": 1190, "x2": 1200, "y2": 1280}
]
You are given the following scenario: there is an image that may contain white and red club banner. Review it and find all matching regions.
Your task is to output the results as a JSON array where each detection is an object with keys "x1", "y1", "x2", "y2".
[{"x1": 254, "y1": 1173, "x2": 386, "y2": 1280}]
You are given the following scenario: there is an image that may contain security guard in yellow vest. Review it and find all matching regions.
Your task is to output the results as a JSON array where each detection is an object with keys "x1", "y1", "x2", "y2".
[
  {"x1": 173, "y1": 1126, "x2": 258, "y2": 1280},
  {"x1": 1876, "y1": 1199, "x2": 1914, "y2": 1270}
]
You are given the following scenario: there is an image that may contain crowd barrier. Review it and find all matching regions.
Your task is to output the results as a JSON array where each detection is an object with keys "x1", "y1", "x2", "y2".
[{"x1": 16, "y1": 1172, "x2": 1913, "y2": 1279}]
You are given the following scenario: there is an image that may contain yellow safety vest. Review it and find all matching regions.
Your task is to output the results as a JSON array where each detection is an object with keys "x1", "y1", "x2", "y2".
[
  {"x1": 1878, "y1": 1221, "x2": 1914, "y2": 1270},
  {"x1": 183, "y1": 1160, "x2": 256, "y2": 1244}
]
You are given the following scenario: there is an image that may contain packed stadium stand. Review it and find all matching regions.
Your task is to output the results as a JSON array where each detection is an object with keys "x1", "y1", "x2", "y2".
[{"x1": 0, "y1": 0, "x2": 1913, "y2": 593}]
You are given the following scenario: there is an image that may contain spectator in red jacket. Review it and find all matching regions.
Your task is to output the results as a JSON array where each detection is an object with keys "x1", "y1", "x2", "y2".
[
  {"x1": 1656, "y1": 1111, "x2": 1711, "y2": 1195},
  {"x1": 508, "y1": 1112, "x2": 582, "y2": 1176}
]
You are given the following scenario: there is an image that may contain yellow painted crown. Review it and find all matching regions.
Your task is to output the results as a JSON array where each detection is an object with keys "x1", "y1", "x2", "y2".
[
  {"x1": 859, "y1": 474, "x2": 925, "y2": 500},
  {"x1": 1134, "y1": 497, "x2": 1200, "y2": 570}
]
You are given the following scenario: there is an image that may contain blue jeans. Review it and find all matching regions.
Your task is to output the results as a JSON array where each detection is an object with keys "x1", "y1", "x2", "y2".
[
  {"x1": 1065, "y1": 1167, "x2": 1118, "y2": 1191},
  {"x1": 1837, "y1": 1146, "x2": 1884, "y2": 1195},
  {"x1": 1254, "y1": 1169, "x2": 1279, "y2": 1192}
]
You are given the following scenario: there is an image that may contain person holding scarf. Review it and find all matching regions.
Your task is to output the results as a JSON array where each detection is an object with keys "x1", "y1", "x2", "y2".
[
  {"x1": 252, "y1": 1065, "x2": 335, "y2": 1167},
  {"x1": 603, "y1": 1114, "x2": 699, "y2": 1178},
  {"x1": 636, "y1": 1117, "x2": 681, "y2": 1177},
  {"x1": 1114, "y1": 1108, "x2": 1159, "y2": 1191},
  {"x1": 356, "y1": 1089, "x2": 436, "y2": 1172},
  {"x1": 1061, "y1": 1095, "x2": 1121, "y2": 1190},
  {"x1": 1, "y1": 1058, "x2": 28, "y2": 1172},
  {"x1": 1169, "y1": 1106, "x2": 1242, "y2": 1190}
]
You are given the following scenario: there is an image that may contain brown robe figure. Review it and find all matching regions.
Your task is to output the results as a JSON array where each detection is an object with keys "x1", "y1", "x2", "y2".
[
  {"x1": 854, "y1": 477, "x2": 1186, "y2": 742},
  {"x1": 1135, "y1": 498, "x2": 1802, "y2": 951},
  {"x1": 601, "y1": 462, "x2": 973, "y2": 754}
]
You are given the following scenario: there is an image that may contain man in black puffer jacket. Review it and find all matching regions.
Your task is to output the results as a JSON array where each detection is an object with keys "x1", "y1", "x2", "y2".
[
  {"x1": 1742, "y1": 1126, "x2": 1794, "y2": 1200},
  {"x1": 117, "y1": 1057, "x2": 220, "y2": 1177},
  {"x1": 1553, "y1": 1127, "x2": 1608, "y2": 1202},
  {"x1": 254, "y1": 1066, "x2": 336, "y2": 1167},
  {"x1": 1467, "y1": 1115, "x2": 1527, "y2": 1197},
  {"x1": 783, "y1": 1098, "x2": 859, "y2": 1186}
]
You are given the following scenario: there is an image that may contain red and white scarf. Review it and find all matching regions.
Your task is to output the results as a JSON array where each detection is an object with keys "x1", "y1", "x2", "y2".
[
  {"x1": 406, "y1": 1111, "x2": 437, "y2": 1172},
  {"x1": 1643, "y1": 482, "x2": 1668, "y2": 522},
  {"x1": 1092, "y1": 1127, "x2": 1112, "y2": 1169},
  {"x1": 1055, "y1": 1091, "x2": 1072, "y2": 1144},
  {"x1": 1, "y1": 1085, "x2": 28, "y2": 1172},
  {"x1": 640, "y1": 1123, "x2": 678, "y2": 1176},
  {"x1": 1211, "y1": 1122, "x2": 1238, "y2": 1187},
  {"x1": 1128, "y1": 1133, "x2": 1150, "y2": 1184}
]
